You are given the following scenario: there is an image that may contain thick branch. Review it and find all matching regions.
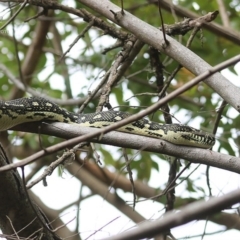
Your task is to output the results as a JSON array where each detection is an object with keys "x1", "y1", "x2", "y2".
[
  {"x1": 0, "y1": 145, "x2": 59, "y2": 239},
  {"x1": 0, "y1": 122, "x2": 238, "y2": 175},
  {"x1": 102, "y1": 188, "x2": 240, "y2": 240},
  {"x1": 78, "y1": 0, "x2": 240, "y2": 112}
]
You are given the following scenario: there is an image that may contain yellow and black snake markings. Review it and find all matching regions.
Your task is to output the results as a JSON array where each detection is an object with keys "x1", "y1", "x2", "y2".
[{"x1": 0, "y1": 97, "x2": 215, "y2": 148}]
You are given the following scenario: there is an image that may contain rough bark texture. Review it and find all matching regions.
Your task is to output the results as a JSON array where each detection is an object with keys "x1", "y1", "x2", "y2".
[{"x1": 0, "y1": 145, "x2": 58, "y2": 239}]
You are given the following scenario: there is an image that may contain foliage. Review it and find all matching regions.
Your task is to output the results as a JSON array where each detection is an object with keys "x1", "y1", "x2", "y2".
[{"x1": 0, "y1": 0, "x2": 239, "y2": 239}]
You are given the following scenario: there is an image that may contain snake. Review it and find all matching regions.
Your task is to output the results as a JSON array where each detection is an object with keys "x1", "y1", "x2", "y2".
[{"x1": 0, "y1": 96, "x2": 215, "y2": 148}]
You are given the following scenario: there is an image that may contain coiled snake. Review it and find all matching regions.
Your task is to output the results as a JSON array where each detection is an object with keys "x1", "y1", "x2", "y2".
[{"x1": 0, "y1": 97, "x2": 215, "y2": 148}]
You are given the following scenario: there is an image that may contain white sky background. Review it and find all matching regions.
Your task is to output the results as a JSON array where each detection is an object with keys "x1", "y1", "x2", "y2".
[{"x1": 1, "y1": 1, "x2": 240, "y2": 239}]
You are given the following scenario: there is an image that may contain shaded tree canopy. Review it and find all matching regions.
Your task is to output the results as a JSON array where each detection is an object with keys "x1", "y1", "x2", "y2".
[{"x1": 0, "y1": 0, "x2": 240, "y2": 239}]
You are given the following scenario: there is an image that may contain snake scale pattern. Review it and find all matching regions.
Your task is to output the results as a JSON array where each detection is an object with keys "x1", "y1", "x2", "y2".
[{"x1": 0, "y1": 97, "x2": 215, "y2": 148}]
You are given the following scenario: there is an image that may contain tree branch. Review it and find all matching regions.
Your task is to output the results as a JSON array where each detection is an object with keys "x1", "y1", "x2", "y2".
[
  {"x1": 149, "y1": 0, "x2": 240, "y2": 45},
  {"x1": 0, "y1": 122, "x2": 238, "y2": 175},
  {"x1": 78, "y1": 0, "x2": 240, "y2": 112},
  {"x1": 102, "y1": 188, "x2": 240, "y2": 240},
  {"x1": 0, "y1": 144, "x2": 59, "y2": 239}
]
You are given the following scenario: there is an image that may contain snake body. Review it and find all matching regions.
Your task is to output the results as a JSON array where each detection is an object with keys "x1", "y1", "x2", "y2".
[{"x1": 0, "y1": 97, "x2": 215, "y2": 148}]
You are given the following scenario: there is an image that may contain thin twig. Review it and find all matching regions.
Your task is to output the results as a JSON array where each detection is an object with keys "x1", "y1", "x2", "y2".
[
  {"x1": 58, "y1": 20, "x2": 95, "y2": 63},
  {"x1": 206, "y1": 99, "x2": 227, "y2": 196},
  {"x1": 0, "y1": 0, "x2": 27, "y2": 30},
  {"x1": 216, "y1": 0, "x2": 230, "y2": 27},
  {"x1": 78, "y1": 70, "x2": 110, "y2": 113},
  {"x1": 123, "y1": 148, "x2": 136, "y2": 210},
  {"x1": 21, "y1": 167, "x2": 52, "y2": 234},
  {"x1": 5, "y1": 216, "x2": 20, "y2": 240},
  {"x1": 158, "y1": 0, "x2": 168, "y2": 45},
  {"x1": 97, "y1": 36, "x2": 136, "y2": 111}
]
